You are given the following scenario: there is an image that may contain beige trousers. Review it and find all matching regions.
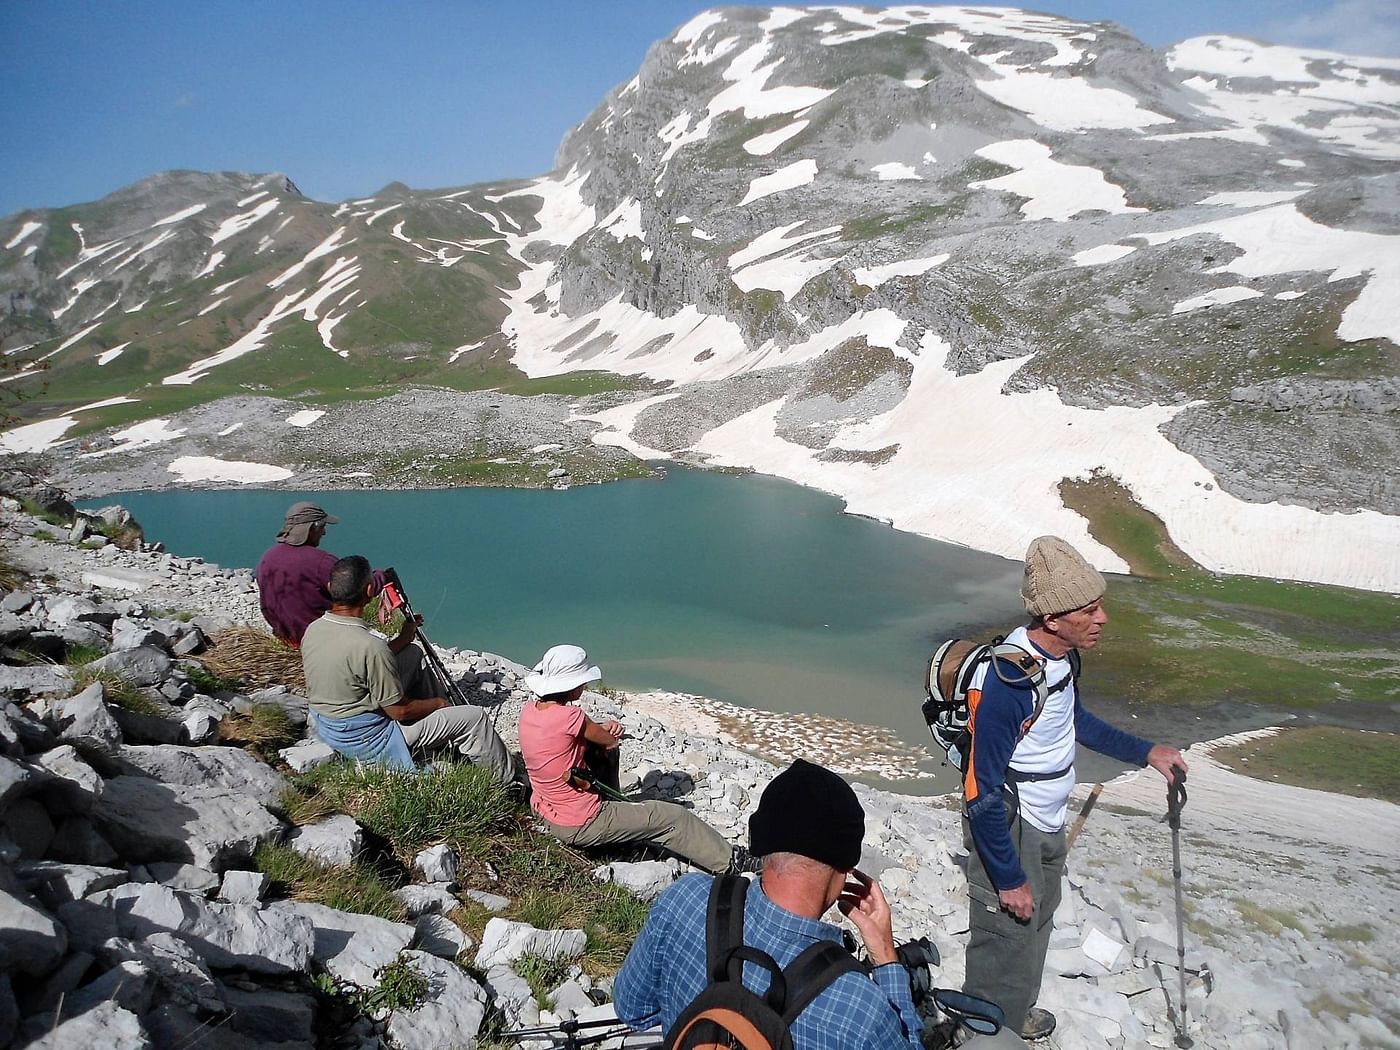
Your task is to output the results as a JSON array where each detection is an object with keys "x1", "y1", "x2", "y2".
[
  {"x1": 399, "y1": 705, "x2": 515, "y2": 784},
  {"x1": 546, "y1": 799, "x2": 731, "y2": 874}
]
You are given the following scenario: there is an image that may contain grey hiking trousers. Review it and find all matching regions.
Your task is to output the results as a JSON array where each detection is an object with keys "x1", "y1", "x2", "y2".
[
  {"x1": 546, "y1": 800, "x2": 731, "y2": 874},
  {"x1": 962, "y1": 815, "x2": 1067, "y2": 1033},
  {"x1": 400, "y1": 705, "x2": 516, "y2": 785}
]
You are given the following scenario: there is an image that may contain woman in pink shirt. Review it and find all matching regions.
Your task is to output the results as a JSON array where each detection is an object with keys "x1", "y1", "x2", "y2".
[{"x1": 519, "y1": 645, "x2": 745, "y2": 875}]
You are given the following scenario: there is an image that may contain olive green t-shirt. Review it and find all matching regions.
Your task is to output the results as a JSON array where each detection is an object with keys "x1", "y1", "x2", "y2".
[{"x1": 301, "y1": 613, "x2": 401, "y2": 719}]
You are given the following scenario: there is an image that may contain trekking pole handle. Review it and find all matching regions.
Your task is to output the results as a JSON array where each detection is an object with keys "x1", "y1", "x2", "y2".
[{"x1": 1166, "y1": 766, "x2": 1187, "y2": 830}]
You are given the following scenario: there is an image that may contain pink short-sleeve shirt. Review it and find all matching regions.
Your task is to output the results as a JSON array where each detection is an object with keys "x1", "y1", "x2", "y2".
[{"x1": 518, "y1": 701, "x2": 601, "y2": 828}]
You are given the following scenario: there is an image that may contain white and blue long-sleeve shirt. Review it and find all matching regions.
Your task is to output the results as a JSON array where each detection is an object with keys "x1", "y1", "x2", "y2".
[{"x1": 964, "y1": 626, "x2": 1152, "y2": 891}]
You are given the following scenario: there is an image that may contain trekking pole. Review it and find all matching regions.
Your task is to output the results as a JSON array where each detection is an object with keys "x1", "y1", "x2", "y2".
[
  {"x1": 381, "y1": 567, "x2": 470, "y2": 706},
  {"x1": 1065, "y1": 783, "x2": 1103, "y2": 851},
  {"x1": 1166, "y1": 766, "x2": 1192, "y2": 1049}
]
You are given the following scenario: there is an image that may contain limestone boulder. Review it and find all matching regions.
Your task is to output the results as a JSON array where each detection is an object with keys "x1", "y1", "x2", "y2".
[
  {"x1": 0, "y1": 664, "x2": 75, "y2": 701},
  {"x1": 86, "y1": 646, "x2": 173, "y2": 687},
  {"x1": 288, "y1": 813, "x2": 363, "y2": 867},
  {"x1": 100, "y1": 933, "x2": 225, "y2": 1012},
  {"x1": 386, "y1": 950, "x2": 488, "y2": 1050},
  {"x1": 25, "y1": 1001, "x2": 150, "y2": 1050},
  {"x1": 473, "y1": 918, "x2": 586, "y2": 971},
  {"x1": 115, "y1": 744, "x2": 287, "y2": 807},
  {"x1": 264, "y1": 900, "x2": 416, "y2": 990},
  {"x1": 278, "y1": 739, "x2": 335, "y2": 773},
  {"x1": 52, "y1": 681, "x2": 122, "y2": 755},
  {"x1": 15, "y1": 860, "x2": 128, "y2": 907},
  {"x1": 0, "y1": 882, "x2": 67, "y2": 975},
  {"x1": 119, "y1": 883, "x2": 314, "y2": 975},
  {"x1": 92, "y1": 775, "x2": 284, "y2": 872},
  {"x1": 28, "y1": 743, "x2": 103, "y2": 813},
  {"x1": 593, "y1": 858, "x2": 680, "y2": 902},
  {"x1": 414, "y1": 913, "x2": 472, "y2": 960}
]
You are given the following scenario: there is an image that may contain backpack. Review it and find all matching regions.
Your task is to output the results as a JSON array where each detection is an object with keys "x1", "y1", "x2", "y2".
[
  {"x1": 920, "y1": 636, "x2": 1080, "y2": 772},
  {"x1": 663, "y1": 875, "x2": 862, "y2": 1050}
]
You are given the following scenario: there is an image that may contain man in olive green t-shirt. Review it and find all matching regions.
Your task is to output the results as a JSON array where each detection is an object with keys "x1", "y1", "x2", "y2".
[{"x1": 301, "y1": 555, "x2": 515, "y2": 782}]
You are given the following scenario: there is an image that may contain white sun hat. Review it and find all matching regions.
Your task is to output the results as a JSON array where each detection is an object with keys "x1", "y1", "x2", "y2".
[{"x1": 526, "y1": 644, "x2": 603, "y2": 697}]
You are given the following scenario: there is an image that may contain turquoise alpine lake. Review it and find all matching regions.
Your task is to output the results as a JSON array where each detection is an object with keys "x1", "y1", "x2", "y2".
[{"x1": 87, "y1": 468, "x2": 1035, "y2": 783}]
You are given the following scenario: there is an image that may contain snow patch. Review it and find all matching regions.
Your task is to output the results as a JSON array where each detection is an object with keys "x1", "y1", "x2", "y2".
[
  {"x1": 971, "y1": 140, "x2": 1144, "y2": 221},
  {"x1": 743, "y1": 119, "x2": 809, "y2": 156},
  {"x1": 196, "y1": 251, "x2": 226, "y2": 279},
  {"x1": 83, "y1": 418, "x2": 185, "y2": 458},
  {"x1": 217, "y1": 422, "x2": 244, "y2": 437},
  {"x1": 851, "y1": 255, "x2": 949, "y2": 288},
  {"x1": 96, "y1": 342, "x2": 131, "y2": 365},
  {"x1": 286, "y1": 410, "x2": 325, "y2": 428},
  {"x1": 152, "y1": 203, "x2": 207, "y2": 227},
  {"x1": 1072, "y1": 244, "x2": 1137, "y2": 267},
  {"x1": 739, "y1": 159, "x2": 818, "y2": 206},
  {"x1": 1172, "y1": 286, "x2": 1264, "y2": 314},
  {"x1": 269, "y1": 227, "x2": 353, "y2": 289},
  {"x1": 1197, "y1": 190, "x2": 1306, "y2": 207},
  {"x1": 4, "y1": 221, "x2": 41, "y2": 249},
  {"x1": 168, "y1": 456, "x2": 293, "y2": 484},
  {"x1": 209, "y1": 199, "x2": 279, "y2": 246},
  {"x1": 0, "y1": 417, "x2": 78, "y2": 453},
  {"x1": 871, "y1": 162, "x2": 920, "y2": 181}
]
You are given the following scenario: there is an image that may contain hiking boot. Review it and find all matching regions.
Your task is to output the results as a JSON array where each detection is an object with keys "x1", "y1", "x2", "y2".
[
  {"x1": 1020, "y1": 1007, "x2": 1056, "y2": 1041},
  {"x1": 726, "y1": 845, "x2": 762, "y2": 874}
]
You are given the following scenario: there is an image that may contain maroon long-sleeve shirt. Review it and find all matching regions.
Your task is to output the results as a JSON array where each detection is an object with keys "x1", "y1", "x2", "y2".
[{"x1": 256, "y1": 543, "x2": 338, "y2": 644}]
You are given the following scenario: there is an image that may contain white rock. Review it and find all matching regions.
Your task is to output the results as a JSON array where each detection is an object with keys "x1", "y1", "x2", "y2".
[
  {"x1": 0, "y1": 883, "x2": 68, "y2": 975},
  {"x1": 264, "y1": 899, "x2": 415, "y2": 990},
  {"x1": 121, "y1": 883, "x2": 313, "y2": 975},
  {"x1": 278, "y1": 738, "x2": 336, "y2": 773},
  {"x1": 289, "y1": 814, "x2": 363, "y2": 868},
  {"x1": 115, "y1": 745, "x2": 286, "y2": 807},
  {"x1": 53, "y1": 683, "x2": 121, "y2": 756},
  {"x1": 27, "y1": 744, "x2": 104, "y2": 812},
  {"x1": 414, "y1": 913, "x2": 472, "y2": 959},
  {"x1": 92, "y1": 775, "x2": 283, "y2": 873},
  {"x1": 25, "y1": 1001, "x2": 149, "y2": 1050},
  {"x1": 86, "y1": 646, "x2": 172, "y2": 687},
  {"x1": 465, "y1": 889, "x2": 510, "y2": 912},
  {"x1": 180, "y1": 711, "x2": 219, "y2": 745},
  {"x1": 219, "y1": 870, "x2": 268, "y2": 904},
  {"x1": 394, "y1": 884, "x2": 462, "y2": 917},
  {"x1": 386, "y1": 949, "x2": 488, "y2": 1050},
  {"x1": 474, "y1": 918, "x2": 587, "y2": 971},
  {"x1": 415, "y1": 843, "x2": 458, "y2": 884},
  {"x1": 592, "y1": 859, "x2": 679, "y2": 902}
]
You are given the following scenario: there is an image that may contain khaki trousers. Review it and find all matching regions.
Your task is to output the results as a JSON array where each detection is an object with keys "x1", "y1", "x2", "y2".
[
  {"x1": 547, "y1": 800, "x2": 731, "y2": 874},
  {"x1": 400, "y1": 705, "x2": 515, "y2": 784},
  {"x1": 962, "y1": 815, "x2": 1067, "y2": 1033}
]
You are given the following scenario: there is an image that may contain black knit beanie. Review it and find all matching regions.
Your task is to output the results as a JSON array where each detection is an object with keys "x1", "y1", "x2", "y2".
[{"x1": 749, "y1": 759, "x2": 865, "y2": 870}]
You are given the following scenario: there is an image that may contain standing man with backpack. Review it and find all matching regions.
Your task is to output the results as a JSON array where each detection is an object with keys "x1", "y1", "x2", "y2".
[
  {"x1": 961, "y1": 536, "x2": 1187, "y2": 1041},
  {"x1": 613, "y1": 758, "x2": 924, "y2": 1049}
]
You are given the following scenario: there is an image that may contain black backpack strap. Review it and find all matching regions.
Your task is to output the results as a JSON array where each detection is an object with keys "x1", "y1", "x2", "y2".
[
  {"x1": 778, "y1": 940, "x2": 863, "y2": 1023},
  {"x1": 706, "y1": 874, "x2": 750, "y2": 982}
]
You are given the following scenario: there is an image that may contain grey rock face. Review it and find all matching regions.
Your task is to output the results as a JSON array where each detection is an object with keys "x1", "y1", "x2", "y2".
[
  {"x1": 100, "y1": 933, "x2": 224, "y2": 1012},
  {"x1": 115, "y1": 744, "x2": 287, "y2": 807},
  {"x1": 120, "y1": 883, "x2": 314, "y2": 974},
  {"x1": 52, "y1": 681, "x2": 123, "y2": 756},
  {"x1": 86, "y1": 645, "x2": 173, "y2": 687},
  {"x1": 263, "y1": 900, "x2": 415, "y2": 990},
  {"x1": 473, "y1": 917, "x2": 587, "y2": 971},
  {"x1": 0, "y1": 664, "x2": 75, "y2": 701},
  {"x1": 28, "y1": 743, "x2": 104, "y2": 813},
  {"x1": 287, "y1": 813, "x2": 363, "y2": 867},
  {"x1": 414, "y1": 843, "x2": 458, "y2": 884},
  {"x1": 24, "y1": 1001, "x2": 150, "y2": 1050},
  {"x1": 0, "y1": 881, "x2": 68, "y2": 975},
  {"x1": 91, "y1": 775, "x2": 284, "y2": 872}
]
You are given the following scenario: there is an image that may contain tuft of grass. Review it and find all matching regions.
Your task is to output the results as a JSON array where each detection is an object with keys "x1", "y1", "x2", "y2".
[
  {"x1": 221, "y1": 703, "x2": 299, "y2": 760},
  {"x1": 254, "y1": 843, "x2": 407, "y2": 922},
  {"x1": 291, "y1": 759, "x2": 518, "y2": 861},
  {"x1": 1323, "y1": 923, "x2": 1375, "y2": 943},
  {"x1": 360, "y1": 956, "x2": 430, "y2": 1016},
  {"x1": 280, "y1": 785, "x2": 338, "y2": 827},
  {"x1": 514, "y1": 954, "x2": 572, "y2": 1009},
  {"x1": 20, "y1": 498, "x2": 69, "y2": 528},
  {"x1": 0, "y1": 550, "x2": 25, "y2": 592},
  {"x1": 63, "y1": 643, "x2": 107, "y2": 668},
  {"x1": 33, "y1": 529, "x2": 56, "y2": 542},
  {"x1": 1232, "y1": 898, "x2": 1307, "y2": 936},
  {"x1": 72, "y1": 668, "x2": 164, "y2": 717},
  {"x1": 1214, "y1": 728, "x2": 1400, "y2": 804},
  {"x1": 185, "y1": 661, "x2": 242, "y2": 694}
]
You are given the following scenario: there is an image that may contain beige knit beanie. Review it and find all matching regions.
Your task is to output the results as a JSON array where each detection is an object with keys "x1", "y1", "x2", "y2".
[{"x1": 1021, "y1": 535, "x2": 1106, "y2": 617}]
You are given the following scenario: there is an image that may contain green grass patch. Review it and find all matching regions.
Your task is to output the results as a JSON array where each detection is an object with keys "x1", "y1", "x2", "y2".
[
  {"x1": 184, "y1": 662, "x2": 241, "y2": 694},
  {"x1": 1232, "y1": 898, "x2": 1307, "y2": 936},
  {"x1": 220, "y1": 703, "x2": 298, "y2": 760},
  {"x1": 1060, "y1": 474, "x2": 1199, "y2": 578},
  {"x1": 514, "y1": 953, "x2": 573, "y2": 1009},
  {"x1": 20, "y1": 498, "x2": 69, "y2": 528},
  {"x1": 1214, "y1": 728, "x2": 1400, "y2": 803},
  {"x1": 254, "y1": 843, "x2": 407, "y2": 922},
  {"x1": 1323, "y1": 923, "x2": 1375, "y2": 943},
  {"x1": 290, "y1": 759, "x2": 517, "y2": 861}
]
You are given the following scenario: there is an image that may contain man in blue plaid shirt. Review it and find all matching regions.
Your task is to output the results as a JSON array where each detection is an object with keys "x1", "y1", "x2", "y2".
[{"x1": 614, "y1": 759, "x2": 923, "y2": 1049}]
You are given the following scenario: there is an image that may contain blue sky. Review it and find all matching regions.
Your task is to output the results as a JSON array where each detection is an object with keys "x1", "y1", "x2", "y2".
[{"x1": 2, "y1": 0, "x2": 1397, "y2": 218}]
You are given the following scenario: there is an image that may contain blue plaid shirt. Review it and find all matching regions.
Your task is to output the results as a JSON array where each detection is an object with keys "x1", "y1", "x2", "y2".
[{"x1": 614, "y1": 873, "x2": 923, "y2": 1050}]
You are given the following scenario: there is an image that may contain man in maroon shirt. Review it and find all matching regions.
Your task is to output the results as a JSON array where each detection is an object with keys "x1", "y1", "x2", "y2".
[{"x1": 256, "y1": 502, "x2": 431, "y2": 697}]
